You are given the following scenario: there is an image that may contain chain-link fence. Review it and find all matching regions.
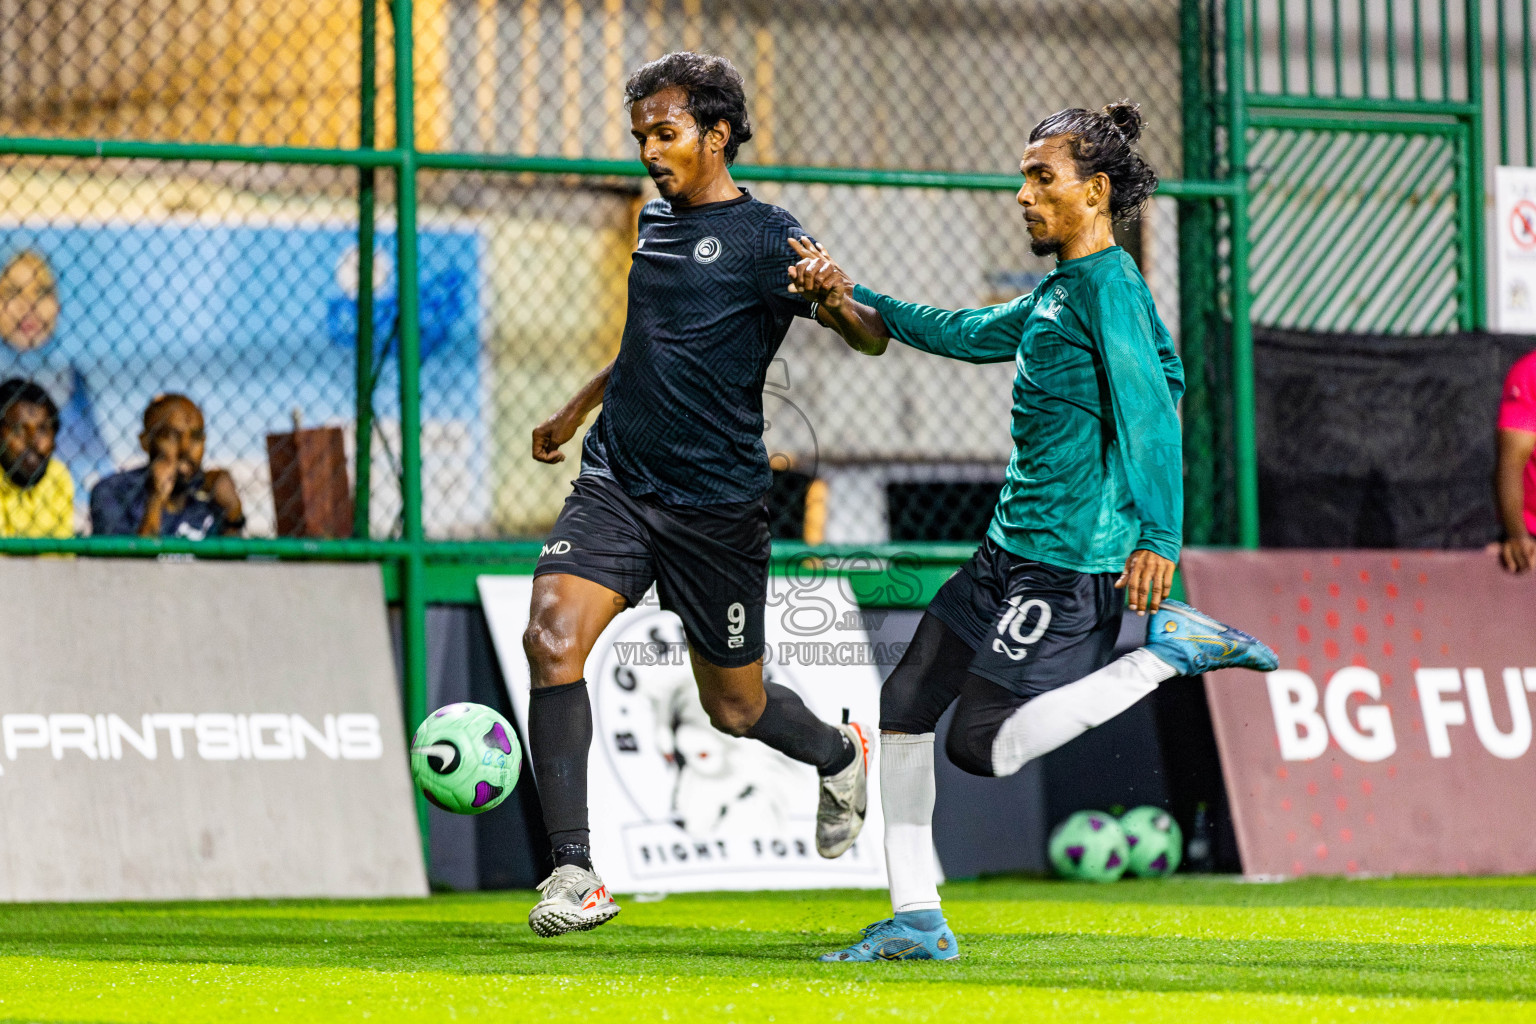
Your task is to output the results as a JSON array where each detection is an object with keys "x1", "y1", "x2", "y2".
[
  {"x1": 0, "y1": 157, "x2": 413, "y2": 539},
  {"x1": 5, "y1": 2, "x2": 1531, "y2": 555},
  {"x1": 0, "y1": 0, "x2": 1193, "y2": 549}
]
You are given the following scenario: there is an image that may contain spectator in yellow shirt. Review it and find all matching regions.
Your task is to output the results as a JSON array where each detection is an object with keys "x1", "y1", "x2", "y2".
[{"x1": 0, "y1": 377, "x2": 74, "y2": 539}]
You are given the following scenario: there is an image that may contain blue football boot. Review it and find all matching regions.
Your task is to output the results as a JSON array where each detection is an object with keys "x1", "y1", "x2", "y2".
[
  {"x1": 818, "y1": 915, "x2": 960, "y2": 962},
  {"x1": 1146, "y1": 599, "x2": 1279, "y2": 675}
]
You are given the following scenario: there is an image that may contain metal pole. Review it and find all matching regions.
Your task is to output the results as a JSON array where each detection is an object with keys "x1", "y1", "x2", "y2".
[
  {"x1": 0, "y1": 134, "x2": 1240, "y2": 198},
  {"x1": 1465, "y1": 0, "x2": 1489, "y2": 329},
  {"x1": 1180, "y1": 0, "x2": 1217, "y2": 544},
  {"x1": 1525, "y1": 0, "x2": 1534, "y2": 166},
  {"x1": 1228, "y1": 0, "x2": 1261, "y2": 548},
  {"x1": 355, "y1": 0, "x2": 378, "y2": 539},
  {"x1": 0, "y1": 137, "x2": 403, "y2": 164},
  {"x1": 393, "y1": 0, "x2": 431, "y2": 850}
]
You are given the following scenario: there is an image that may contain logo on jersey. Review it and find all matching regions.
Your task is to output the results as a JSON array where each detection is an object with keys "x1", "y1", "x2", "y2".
[
  {"x1": 1036, "y1": 285, "x2": 1068, "y2": 322},
  {"x1": 541, "y1": 540, "x2": 572, "y2": 557},
  {"x1": 693, "y1": 236, "x2": 722, "y2": 264}
]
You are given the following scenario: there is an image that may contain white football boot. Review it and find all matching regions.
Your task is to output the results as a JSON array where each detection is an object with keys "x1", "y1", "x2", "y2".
[
  {"x1": 816, "y1": 721, "x2": 871, "y2": 858},
  {"x1": 527, "y1": 863, "x2": 621, "y2": 937}
]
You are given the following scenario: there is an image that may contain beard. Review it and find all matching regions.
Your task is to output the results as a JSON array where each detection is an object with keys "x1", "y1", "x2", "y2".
[
  {"x1": 1030, "y1": 235, "x2": 1063, "y2": 257},
  {"x1": 1, "y1": 453, "x2": 46, "y2": 489}
]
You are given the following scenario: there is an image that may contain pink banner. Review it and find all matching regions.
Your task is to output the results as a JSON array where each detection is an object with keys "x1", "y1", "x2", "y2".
[{"x1": 1182, "y1": 550, "x2": 1536, "y2": 877}]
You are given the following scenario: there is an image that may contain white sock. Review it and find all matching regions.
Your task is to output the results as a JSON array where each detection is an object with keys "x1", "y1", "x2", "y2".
[
  {"x1": 990, "y1": 648, "x2": 1178, "y2": 777},
  {"x1": 880, "y1": 732, "x2": 942, "y2": 914}
]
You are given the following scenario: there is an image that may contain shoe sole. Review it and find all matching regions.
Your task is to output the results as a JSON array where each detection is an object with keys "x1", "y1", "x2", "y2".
[
  {"x1": 817, "y1": 723, "x2": 870, "y2": 859},
  {"x1": 528, "y1": 901, "x2": 621, "y2": 938},
  {"x1": 818, "y1": 812, "x2": 867, "y2": 859},
  {"x1": 819, "y1": 947, "x2": 962, "y2": 962}
]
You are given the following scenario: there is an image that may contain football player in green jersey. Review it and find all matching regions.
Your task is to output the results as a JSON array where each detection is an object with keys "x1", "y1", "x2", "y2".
[{"x1": 789, "y1": 101, "x2": 1277, "y2": 963}]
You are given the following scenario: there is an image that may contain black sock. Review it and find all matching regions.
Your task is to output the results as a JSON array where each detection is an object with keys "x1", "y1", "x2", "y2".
[
  {"x1": 744, "y1": 682, "x2": 855, "y2": 776},
  {"x1": 550, "y1": 836, "x2": 592, "y2": 870},
  {"x1": 529, "y1": 679, "x2": 593, "y2": 870}
]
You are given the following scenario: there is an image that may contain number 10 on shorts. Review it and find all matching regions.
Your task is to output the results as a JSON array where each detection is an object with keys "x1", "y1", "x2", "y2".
[{"x1": 993, "y1": 596, "x2": 1051, "y2": 661}]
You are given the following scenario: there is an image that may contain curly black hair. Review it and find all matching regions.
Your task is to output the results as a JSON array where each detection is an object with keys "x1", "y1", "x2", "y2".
[
  {"x1": 1029, "y1": 101, "x2": 1158, "y2": 223},
  {"x1": 625, "y1": 52, "x2": 753, "y2": 164},
  {"x1": 0, "y1": 377, "x2": 59, "y2": 430}
]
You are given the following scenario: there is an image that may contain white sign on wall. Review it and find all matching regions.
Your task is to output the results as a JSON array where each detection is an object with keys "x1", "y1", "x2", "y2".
[
  {"x1": 479, "y1": 574, "x2": 888, "y2": 894},
  {"x1": 1495, "y1": 166, "x2": 1536, "y2": 332},
  {"x1": 0, "y1": 560, "x2": 427, "y2": 902}
]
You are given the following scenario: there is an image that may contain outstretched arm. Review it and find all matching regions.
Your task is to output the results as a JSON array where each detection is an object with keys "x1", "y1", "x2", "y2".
[
  {"x1": 788, "y1": 237, "x2": 1027, "y2": 364},
  {"x1": 786, "y1": 237, "x2": 889, "y2": 355},
  {"x1": 532, "y1": 359, "x2": 613, "y2": 464}
]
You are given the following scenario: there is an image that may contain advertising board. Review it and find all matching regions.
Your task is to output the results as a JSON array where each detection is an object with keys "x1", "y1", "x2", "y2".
[
  {"x1": 1183, "y1": 549, "x2": 1536, "y2": 877},
  {"x1": 480, "y1": 574, "x2": 888, "y2": 893},
  {"x1": 0, "y1": 559, "x2": 427, "y2": 901}
]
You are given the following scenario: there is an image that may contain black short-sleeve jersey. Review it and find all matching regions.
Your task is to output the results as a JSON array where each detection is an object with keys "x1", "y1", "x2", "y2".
[{"x1": 580, "y1": 189, "x2": 817, "y2": 505}]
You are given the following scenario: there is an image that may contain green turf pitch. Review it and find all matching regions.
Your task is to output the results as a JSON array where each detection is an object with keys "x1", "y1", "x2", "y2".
[{"x1": 4, "y1": 877, "x2": 1536, "y2": 1022}]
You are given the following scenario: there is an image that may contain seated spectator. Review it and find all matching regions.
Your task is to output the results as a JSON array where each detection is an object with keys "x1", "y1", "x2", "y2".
[
  {"x1": 1497, "y1": 349, "x2": 1536, "y2": 574},
  {"x1": 90, "y1": 393, "x2": 244, "y2": 539},
  {"x1": 0, "y1": 377, "x2": 74, "y2": 539}
]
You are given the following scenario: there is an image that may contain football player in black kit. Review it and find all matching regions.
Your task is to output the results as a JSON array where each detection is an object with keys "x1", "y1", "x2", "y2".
[{"x1": 521, "y1": 51, "x2": 876, "y2": 937}]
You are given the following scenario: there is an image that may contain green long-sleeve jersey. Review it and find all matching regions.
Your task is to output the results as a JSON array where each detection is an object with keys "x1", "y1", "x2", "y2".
[{"x1": 853, "y1": 245, "x2": 1184, "y2": 574}]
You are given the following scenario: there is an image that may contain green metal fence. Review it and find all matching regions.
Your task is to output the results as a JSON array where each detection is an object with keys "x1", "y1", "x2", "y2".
[
  {"x1": 0, "y1": 0, "x2": 1528, "y2": 842},
  {"x1": 1236, "y1": 0, "x2": 1486, "y2": 337},
  {"x1": 1179, "y1": 0, "x2": 1535, "y2": 546}
]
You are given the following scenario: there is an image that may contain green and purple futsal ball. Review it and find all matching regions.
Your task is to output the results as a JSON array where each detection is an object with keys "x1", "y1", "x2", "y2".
[
  {"x1": 1049, "y1": 810, "x2": 1130, "y2": 882},
  {"x1": 411, "y1": 702, "x2": 521, "y2": 814},
  {"x1": 1120, "y1": 805, "x2": 1184, "y2": 877}
]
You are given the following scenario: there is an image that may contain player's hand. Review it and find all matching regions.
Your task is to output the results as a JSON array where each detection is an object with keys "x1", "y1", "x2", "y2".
[
  {"x1": 148, "y1": 454, "x2": 178, "y2": 501},
  {"x1": 1116, "y1": 549, "x2": 1176, "y2": 615},
  {"x1": 531, "y1": 411, "x2": 578, "y2": 464},
  {"x1": 787, "y1": 237, "x2": 852, "y2": 309},
  {"x1": 203, "y1": 468, "x2": 242, "y2": 516},
  {"x1": 1500, "y1": 535, "x2": 1536, "y2": 574}
]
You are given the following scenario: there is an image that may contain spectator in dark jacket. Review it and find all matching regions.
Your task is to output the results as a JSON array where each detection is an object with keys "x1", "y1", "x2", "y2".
[{"x1": 91, "y1": 394, "x2": 244, "y2": 539}]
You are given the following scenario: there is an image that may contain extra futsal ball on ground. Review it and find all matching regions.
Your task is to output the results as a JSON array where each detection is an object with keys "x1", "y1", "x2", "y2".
[
  {"x1": 1048, "y1": 810, "x2": 1130, "y2": 882},
  {"x1": 411, "y1": 703, "x2": 521, "y2": 814},
  {"x1": 1120, "y1": 805, "x2": 1184, "y2": 877}
]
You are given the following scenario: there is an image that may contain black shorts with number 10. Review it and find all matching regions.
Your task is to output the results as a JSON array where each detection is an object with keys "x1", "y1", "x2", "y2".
[
  {"x1": 534, "y1": 473, "x2": 770, "y2": 668},
  {"x1": 927, "y1": 537, "x2": 1124, "y2": 698}
]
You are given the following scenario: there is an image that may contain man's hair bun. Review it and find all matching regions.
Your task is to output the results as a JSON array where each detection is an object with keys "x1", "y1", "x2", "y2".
[{"x1": 1102, "y1": 101, "x2": 1144, "y2": 145}]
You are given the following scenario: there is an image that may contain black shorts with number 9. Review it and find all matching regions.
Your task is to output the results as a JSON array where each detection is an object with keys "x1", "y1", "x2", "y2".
[
  {"x1": 926, "y1": 537, "x2": 1124, "y2": 698},
  {"x1": 534, "y1": 473, "x2": 770, "y2": 668}
]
